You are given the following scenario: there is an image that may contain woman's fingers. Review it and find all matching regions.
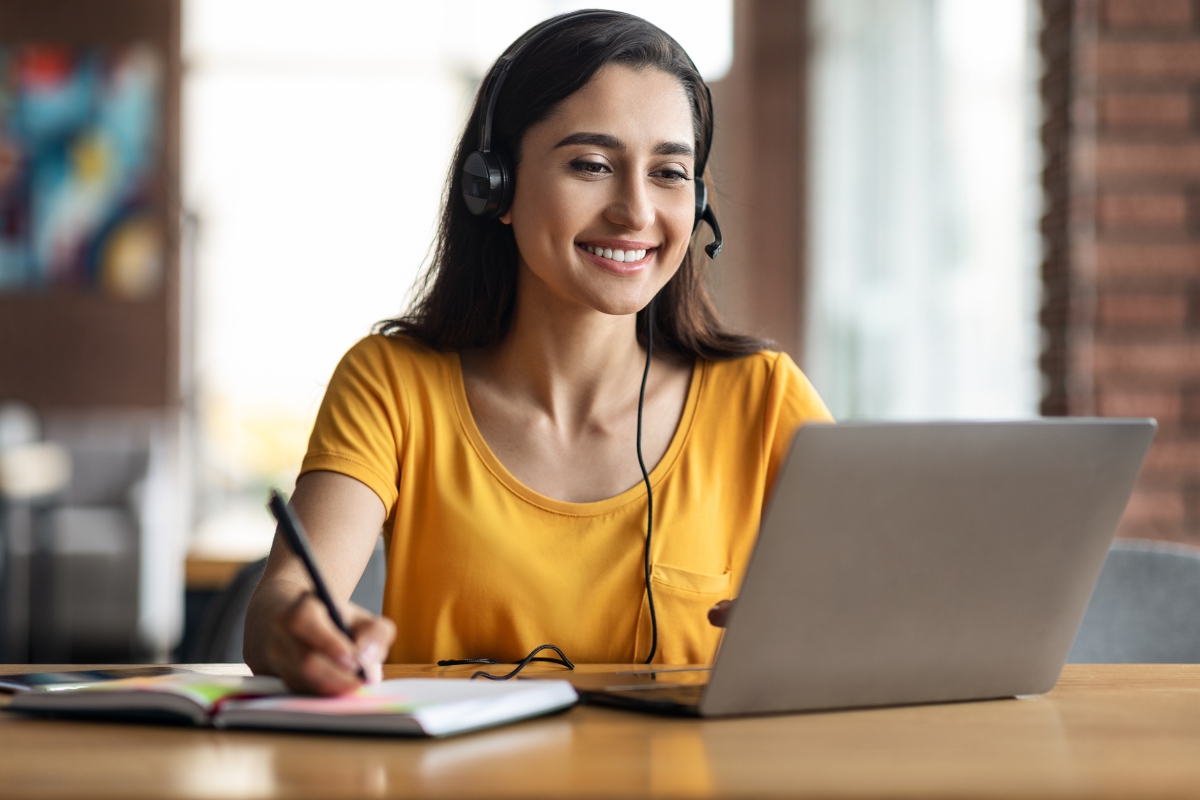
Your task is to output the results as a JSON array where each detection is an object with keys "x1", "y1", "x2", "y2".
[
  {"x1": 287, "y1": 593, "x2": 360, "y2": 669},
  {"x1": 708, "y1": 599, "x2": 734, "y2": 628},
  {"x1": 270, "y1": 592, "x2": 364, "y2": 694},
  {"x1": 346, "y1": 605, "x2": 396, "y2": 684},
  {"x1": 267, "y1": 623, "x2": 362, "y2": 696},
  {"x1": 299, "y1": 648, "x2": 363, "y2": 694},
  {"x1": 260, "y1": 593, "x2": 395, "y2": 693}
]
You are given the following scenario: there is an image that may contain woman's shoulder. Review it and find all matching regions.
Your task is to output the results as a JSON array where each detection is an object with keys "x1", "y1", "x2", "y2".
[
  {"x1": 325, "y1": 333, "x2": 459, "y2": 410},
  {"x1": 701, "y1": 349, "x2": 832, "y2": 422},
  {"x1": 701, "y1": 348, "x2": 798, "y2": 384},
  {"x1": 340, "y1": 332, "x2": 455, "y2": 375}
]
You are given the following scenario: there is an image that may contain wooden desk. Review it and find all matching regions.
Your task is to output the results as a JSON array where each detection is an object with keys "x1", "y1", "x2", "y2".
[
  {"x1": 185, "y1": 555, "x2": 253, "y2": 591},
  {"x1": 2, "y1": 663, "x2": 1200, "y2": 798}
]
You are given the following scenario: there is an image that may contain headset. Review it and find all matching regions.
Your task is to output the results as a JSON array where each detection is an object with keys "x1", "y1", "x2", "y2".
[
  {"x1": 441, "y1": 11, "x2": 721, "y2": 678},
  {"x1": 459, "y1": 10, "x2": 723, "y2": 258}
]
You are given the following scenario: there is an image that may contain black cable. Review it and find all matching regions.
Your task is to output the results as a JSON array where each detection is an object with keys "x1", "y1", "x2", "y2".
[
  {"x1": 637, "y1": 300, "x2": 657, "y2": 664},
  {"x1": 438, "y1": 644, "x2": 574, "y2": 680}
]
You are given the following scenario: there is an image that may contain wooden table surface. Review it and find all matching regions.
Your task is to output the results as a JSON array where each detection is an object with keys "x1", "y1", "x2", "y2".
[
  {"x1": 185, "y1": 555, "x2": 254, "y2": 591},
  {"x1": 1, "y1": 663, "x2": 1200, "y2": 799}
]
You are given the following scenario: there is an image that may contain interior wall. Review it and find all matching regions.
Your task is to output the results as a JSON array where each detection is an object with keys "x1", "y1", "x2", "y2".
[
  {"x1": 708, "y1": 0, "x2": 808, "y2": 362},
  {"x1": 1042, "y1": 0, "x2": 1200, "y2": 542}
]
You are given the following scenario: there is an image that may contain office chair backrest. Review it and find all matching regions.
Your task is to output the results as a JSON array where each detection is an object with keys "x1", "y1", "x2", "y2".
[
  {"x1": 1068, "y1": 539, "x2": 1200, "y2": 663},
  {"x1": 350, "y1": 536, "x2": 386, "y2": 616},
  {"x1": 186, "y1": 536, "x2": 387, "y2": 663},
  {"x1": 185, "y1": 557, "x2": 266, "y2": 664}
]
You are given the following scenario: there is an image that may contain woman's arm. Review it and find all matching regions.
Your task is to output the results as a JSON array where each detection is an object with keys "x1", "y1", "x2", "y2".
[{"x1": 243, "y1": 470, "x2": 395, "y2": 694}]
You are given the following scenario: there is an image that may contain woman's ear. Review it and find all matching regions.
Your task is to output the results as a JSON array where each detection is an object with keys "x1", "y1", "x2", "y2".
[{"x1": 499, "y1": 210, "x2": 513, "y2": 225}]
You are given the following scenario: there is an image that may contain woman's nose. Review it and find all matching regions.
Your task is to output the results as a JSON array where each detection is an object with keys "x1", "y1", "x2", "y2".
[{"x1": 605, "y1": 176, "x2": 655, "y2": 232}]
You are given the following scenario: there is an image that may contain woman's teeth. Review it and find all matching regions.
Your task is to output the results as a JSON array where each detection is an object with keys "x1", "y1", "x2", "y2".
[{"x1": 582, "y1": 245, "x2": 648, "y2": 263}]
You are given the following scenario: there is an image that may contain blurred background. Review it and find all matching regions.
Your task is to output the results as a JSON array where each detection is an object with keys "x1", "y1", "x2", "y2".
[{"x1": 0, "y1": 0, "x2": 1186, "y2": 662}]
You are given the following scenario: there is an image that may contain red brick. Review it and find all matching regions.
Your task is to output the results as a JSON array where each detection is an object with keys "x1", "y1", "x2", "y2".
[
  {"x1": 1101, "y1": 92, "x2": 1191, "y2": 129},
  {"x1": 1097, "y1": 191, "x2": 1188, "y2": 230},
  {"x1": 1095, "y1": 142, "x2": 1200, "y2": 178},
  {"x1": 1097, "y1": 243, "x2": 1200, "y2": 281},
  {"x1": 1092, "y1": 338, "x2": 1200, "y2": 378},
  {"x1": 1184, "y1": 481, "x2": 1200, "y2": 516},
  {"x1": 1097, "y1": 387, "x2": 1183, "y2": 420},
  {"x1": 1096, "y1": 41, "x2": 1200, "y2": 78},
  {"x1": 1097, "y1": 292, "x2": 1189, "y2": 325},
  {"x1": 1120, "y1": 486, "x2": 1186, "y2": 525},
  {"x1": 1104, "y1": 0, "x2": 1193, "y2": 29},
  {"x1": 1182, "y1": 388, "x2": 1200, "y2": 421}
]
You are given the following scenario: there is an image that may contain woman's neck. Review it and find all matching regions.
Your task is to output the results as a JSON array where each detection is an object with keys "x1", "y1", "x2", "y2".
[
  {"x1": 463, "y1": 270, "x2": 648, "y2": 434},
  {"x1": 457, "y1": 263, "x2": 693, "y2": 504}
]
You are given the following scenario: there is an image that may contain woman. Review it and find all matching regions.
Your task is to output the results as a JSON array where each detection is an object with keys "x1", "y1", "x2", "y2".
[{"x1": 244, "y1": 10, "x2": 832, "y2": 695}]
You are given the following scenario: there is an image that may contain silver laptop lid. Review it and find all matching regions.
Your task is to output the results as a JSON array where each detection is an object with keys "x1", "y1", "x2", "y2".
[{"x1": 702, "y1": 419, "x2": 1156, "y2": 717}]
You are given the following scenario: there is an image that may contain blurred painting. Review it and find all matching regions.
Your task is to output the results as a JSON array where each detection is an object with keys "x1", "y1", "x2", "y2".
[{"x1": 0, "y1": 44, "x2": 162, "y2": 299}]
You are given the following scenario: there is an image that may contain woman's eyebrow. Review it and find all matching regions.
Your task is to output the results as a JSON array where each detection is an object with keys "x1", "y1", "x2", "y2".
[
  {"x1": 653, "y1": 141, "x2": 694, "y2": 157},
  {"x1": 553, "y1": 132, "x2": 694, "y2": 158},
  {"x1": 555, "y1": 132, "x2": 623, "y2": 150}
]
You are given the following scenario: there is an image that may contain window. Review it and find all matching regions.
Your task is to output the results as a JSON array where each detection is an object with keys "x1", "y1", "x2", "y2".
[{"x1": 805, "y1": 0, "x2": 1040, "y2": 420}]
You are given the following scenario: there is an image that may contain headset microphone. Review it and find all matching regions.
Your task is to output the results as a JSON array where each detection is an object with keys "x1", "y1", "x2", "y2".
[
  {"x1": 693, "y1": 177, "x2": 723, "y2": 258},
  {"x1": 460, "y1": 12, "x2": 723, "y2": 260}
]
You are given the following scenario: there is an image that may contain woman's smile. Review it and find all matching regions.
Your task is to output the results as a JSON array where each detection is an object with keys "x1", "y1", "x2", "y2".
[{"x1": 575, "y1": 239, "x2": 658, "y2": 275}]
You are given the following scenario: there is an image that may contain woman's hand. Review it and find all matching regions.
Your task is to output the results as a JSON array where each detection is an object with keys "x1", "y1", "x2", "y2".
[
  {"x1": 263, "y1": 591, "x2": 396, "y2": 695},
  {"x1": 244, "y1": 471, "x2": 389, "y2": 694},
  {"x1": 708, "y1": 599, "x2": 734, "y2": 628}
]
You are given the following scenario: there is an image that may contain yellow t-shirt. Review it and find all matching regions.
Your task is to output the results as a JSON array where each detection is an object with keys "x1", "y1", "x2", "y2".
[{"x1": 301, "y1": 334, "x2": 832, "y2": 665}]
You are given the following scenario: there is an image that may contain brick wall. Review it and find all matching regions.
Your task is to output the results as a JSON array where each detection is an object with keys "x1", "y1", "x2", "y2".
[{"x1": 1042, "y1": 0, "x2": 1200, "y2": 541}]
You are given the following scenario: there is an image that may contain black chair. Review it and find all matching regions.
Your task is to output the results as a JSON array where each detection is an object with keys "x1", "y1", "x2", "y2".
[
  {"x1": 1069, "y1": 539, "x2": 1200, "y2": 663},
  {"x1": 184, "y1": 558, "x2": 266, "y2": 664},
  {"x1": 185, "y1": 536, "x2": 387, "y2": 663}
]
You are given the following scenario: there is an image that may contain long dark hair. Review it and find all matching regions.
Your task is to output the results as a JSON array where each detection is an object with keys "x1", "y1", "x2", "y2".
[{"x1": 377, "y1": 10, "x2": 769, "y2": 360}]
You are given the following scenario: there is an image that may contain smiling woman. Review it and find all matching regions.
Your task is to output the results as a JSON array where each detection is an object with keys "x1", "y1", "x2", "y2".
[{"x1": 243, "y1": 10, "x2": 833, "y2": 696}]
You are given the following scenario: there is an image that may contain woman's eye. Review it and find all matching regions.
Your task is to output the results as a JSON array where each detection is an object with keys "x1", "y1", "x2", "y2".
[
  {"x1": 653, "y1": 168, "x2": 689, "y2": 183},
  {"x1": 570, "y1": 160, "x2": 610, "y2": 175}
]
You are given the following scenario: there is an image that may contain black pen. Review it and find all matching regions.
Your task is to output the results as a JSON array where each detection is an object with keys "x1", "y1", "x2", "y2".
[{"x1": 267, "y1": 488, "x2": 368, "y2": 682}]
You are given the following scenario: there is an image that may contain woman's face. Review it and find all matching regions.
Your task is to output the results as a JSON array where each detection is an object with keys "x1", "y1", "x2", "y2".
[{"x1": 501, "y1": 64, "x2": 697, "y2": 318}]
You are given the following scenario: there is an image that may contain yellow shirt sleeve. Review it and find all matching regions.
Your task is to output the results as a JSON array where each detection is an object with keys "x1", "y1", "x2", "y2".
[
  {"x1": 762, "y1": 351, "x2": 835, "y2": 509},
  {"x1": 300, "y1": 336, "x2": 409, "y2": 515}
]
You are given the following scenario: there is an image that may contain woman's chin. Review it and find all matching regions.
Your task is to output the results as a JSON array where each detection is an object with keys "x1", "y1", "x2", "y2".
[
  {"x1": 521, "y1": 259, "x2": 667, "y2": 318},
  {"x1": 578, "y1": 284, "x2": 662, "y2": 316},
  {"x1": 585, "y1": 271, "x2": 676, "y2": 317}
]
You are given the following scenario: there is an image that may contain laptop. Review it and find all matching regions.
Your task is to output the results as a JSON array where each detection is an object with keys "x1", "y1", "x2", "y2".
[{"x1": 575, "y1": 419, "x2": 1156, "y2": 716}]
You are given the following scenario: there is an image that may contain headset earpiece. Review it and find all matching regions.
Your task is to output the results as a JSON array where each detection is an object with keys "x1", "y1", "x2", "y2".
[
  {"x1": 461, "y1": 51, "x2": 520, "y2": 220},
  {"x1": 462, "y1": 149, "x2": 513, "y2": 219}
]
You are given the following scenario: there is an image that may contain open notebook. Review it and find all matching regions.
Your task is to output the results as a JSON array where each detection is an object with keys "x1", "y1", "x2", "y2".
[{"x1": 6, "y1": 673, "x2": 578, "y2": 737}]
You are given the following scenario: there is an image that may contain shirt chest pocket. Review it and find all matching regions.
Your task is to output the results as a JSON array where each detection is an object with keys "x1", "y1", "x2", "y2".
[{"x1": 636, "y1": 563, "x2": 732, "y2": 665}]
